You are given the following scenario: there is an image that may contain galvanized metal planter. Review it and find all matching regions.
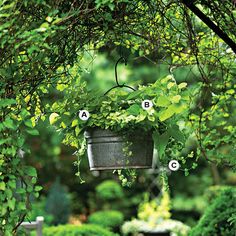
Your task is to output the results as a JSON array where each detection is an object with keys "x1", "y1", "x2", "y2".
[{"x1": 84, "y1": 128, "x2": 154, "y2": 170}]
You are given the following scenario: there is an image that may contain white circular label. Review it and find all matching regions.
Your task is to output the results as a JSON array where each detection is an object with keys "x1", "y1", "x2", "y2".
[
  {"x1": 168, "y1": 160, "x2": 180, "y2": 171},
  {"x1": 142, "y1": 100, "x2": 153, "y2": 110},
  {"x1": 79, "y1": 110, "x2": 90, "y2": 121}
]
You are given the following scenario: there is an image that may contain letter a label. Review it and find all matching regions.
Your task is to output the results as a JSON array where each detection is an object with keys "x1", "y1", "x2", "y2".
[{"x1": 79, "y1": 110, "x2": 90, "y2": 121}]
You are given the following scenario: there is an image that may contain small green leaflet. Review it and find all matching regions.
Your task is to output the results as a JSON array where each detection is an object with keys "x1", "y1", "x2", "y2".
[
  {"x1": 49, "y1": 112, "x2": 59, "y2": 125},
  {"x1": 127, "y1": 104, "x2": 140, "y2": 115},
  {"x1": 3, "y1": 118, "x2": 16, "y2": 130},
  {"x1": 0, "y1": 182, "x2": 6, "y2": 191},
  {"x1": 126, "y1": 90, "x2": 142, "y2": 99},
  {"x1": 24, "y1": 119, "x2": 33, "y2": 128},
  {"x1": 24, "y1": 166, "x2": 37, "y2": 177},
  {"x1": 156, "y1": 96, "x2": 170, "y2": 107},
  {"x1": 26, "y1": 129, "x2": 39, "y2": 136},
  {"x1": 159, "y1": 106, "x2": 175, "y2": 121}
]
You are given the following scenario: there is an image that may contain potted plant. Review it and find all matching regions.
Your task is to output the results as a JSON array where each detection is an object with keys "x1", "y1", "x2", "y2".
[{"x1": 50, "y1": 74, "x2": 189, "y2": 183}]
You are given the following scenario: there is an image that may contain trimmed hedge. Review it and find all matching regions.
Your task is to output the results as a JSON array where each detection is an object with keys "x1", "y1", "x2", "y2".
[
  {"x1": 88, "y1": 210, "x2": 124, "y2": 230},
  {"x1": 33, "y1": 224, "x2": 118, "y2": 236},
  {"x1": 190, "y1": 188, "x2": 236, "y2": 236},
  {"x1": 95, "y1": 180, "x2": 124, "y2": 200}
]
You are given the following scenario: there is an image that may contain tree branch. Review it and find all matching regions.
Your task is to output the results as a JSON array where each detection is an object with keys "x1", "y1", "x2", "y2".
[{"x1": 182, "y1": 0, "x2": 236, "y2": 54}]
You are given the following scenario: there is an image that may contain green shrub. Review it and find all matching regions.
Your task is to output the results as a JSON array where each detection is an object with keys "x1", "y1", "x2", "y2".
[
  {"x1": 204, "y1": 185, "x2": 232, "y2": 203},
  {"x1": 190, "y1": 188, "x2": 236, "y2": 236},
  {"x1": 88, "y1": 210, "x2": 124, "y2": 230},
  {"x1": 37, "y1": 224, "x2": 118, "y2": 236},
  {"x1": 46, "y1": 179, "x2": 71, "y2": 225},
  {"x1": 96, "y1": 180, "x2": 124, "y2": 200}
]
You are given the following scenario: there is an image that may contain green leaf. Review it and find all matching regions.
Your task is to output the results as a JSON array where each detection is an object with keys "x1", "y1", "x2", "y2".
[
  {"x1": 0, "y1": 182, "x2": 6, "y2": 191},
  {"x1": 71, "y1": 119, "x2": 78, "y2": 127},
  {"x1": 172, "y1": 104, "x2": 187, "y2": 114},
  {"x1": 26, "y1": 129, "x2": 39, "y2": 136},
  {"x1": 8, "y1": 198, "x2": 16, "y2": 210},
  {"x1": 5, "y1": 189, "x2": 12, "y2": 198},
  {"x1": 17, "y1": 137, "x2": 25, "y2": 147},
  {"x1": 31, "y1": 177, "x2": 37, "y2": 184},
  {"x1": 0, "y1": 138, "x2": 11, "y2": 145},
  {"x1": 127, "y1": 104, "x2": 140, "y2": 115},
  {"x1": 126, "y1": 90, "x2": 142, "y2": 99},
  {"x1": 24, "y1": 119, "x2": 33, "y2": 128},
  {"x1": 184, "y1": 169, "x2": 189, "y2": 176},
  {"x1": 24, "y1": 166, "x2": 37, "y2": 177},
  {"x1": 159, "y1": 107, "x2": 175, "y2": 121},
  {"x1": 7, "y1": 180, "x2": 16, "y2": 189},
  {"x1": 75, "y1": 126, "x2": 81, "y2": 136},
  {"x1": 18, "y1": 202, "x2": 27, "y2": 210},
  {"x1": 156, "y1": 96, "x2": 171, "y2": 107},
  {"x1": 4, "y1": 118, "x2": 16, "y2": 130},
  {"x1": 35, "y1": 186, "x2": 43, "y2": 192},
  {"x1": 19, "y1": 109, "x2": 30, "y2": 119},
  {"x1": 167, "y1": 82, "x2": 176, "y2": 89},
  {"x1": 178, "y1": 82, "x2": 187, "y2": 89},
  {"x1": 171, "y1": 95, "x2": 181, "y2": 103},
  {"x1": 15, "y1": 188, "x2": 26, "y2": 194},
  {"x1": 49, "y1": 112, "x2": 59, "y2": 125},
  {"x1": 0, "y1": 98, "x2": 16, "y2": 107}
]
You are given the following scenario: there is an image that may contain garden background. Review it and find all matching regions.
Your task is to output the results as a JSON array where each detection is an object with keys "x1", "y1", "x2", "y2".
[{"x1": 0, "y1": 0, "x2": 236, "y2": 235}]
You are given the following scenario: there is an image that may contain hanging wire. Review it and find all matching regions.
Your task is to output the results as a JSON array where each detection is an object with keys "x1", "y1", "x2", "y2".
[
  {"x1": 104, "y1": 4, "x2": 136, "y2": 95},
  {"x1": 104, "y1": 57, "x2": 136, "y2": 95}
]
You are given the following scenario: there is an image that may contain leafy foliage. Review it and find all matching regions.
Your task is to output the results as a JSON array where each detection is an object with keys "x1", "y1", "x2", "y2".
[
  {"x1": 122, "y1": 191, "x2": 190, "y2": 235},
  {"x1": 138, "y1": 191, "x2": 171, "y2": 223},
  {"x1": 95, "y1": 180, "x2": 124, "y2": 200},
  {"x1": 190, "y1": 188, "x2": 236, "y2": 236},
  {"x1": 32, "y1": 224, "x2": 118, "y2": 236},
  {"x1": 0, "y1": 103, "x2": 41, "y2": 235},
  {"x1": 51, "y1": 74, "x2": 189, "y2": 184},
  {"x1": 88, "y1": 210, "x2": 124, "y2": 230},
  {"x1": 27, "y1": 198, "x2": 54, "y2": 226}
]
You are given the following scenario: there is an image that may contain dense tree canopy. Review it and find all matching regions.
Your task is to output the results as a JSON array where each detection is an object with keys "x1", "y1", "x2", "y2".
[{"x1": 0, "y1": 0, "x2": 236, "y2": 234}]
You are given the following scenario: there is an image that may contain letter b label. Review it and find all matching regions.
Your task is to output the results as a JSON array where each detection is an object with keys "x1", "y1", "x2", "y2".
[{"x1": 142, "y1": 100, "x2": 153, "y2": 110}]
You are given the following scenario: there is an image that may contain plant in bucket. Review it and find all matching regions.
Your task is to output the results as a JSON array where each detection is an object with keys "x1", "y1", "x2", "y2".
[{"x1": 50, "y1": 58, "x2": 189, "y2": 186}]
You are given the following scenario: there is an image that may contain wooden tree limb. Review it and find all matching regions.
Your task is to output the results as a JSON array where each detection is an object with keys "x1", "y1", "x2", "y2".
[{"x1": 182, "y1": 0, "x2": 236, "y2": 54}]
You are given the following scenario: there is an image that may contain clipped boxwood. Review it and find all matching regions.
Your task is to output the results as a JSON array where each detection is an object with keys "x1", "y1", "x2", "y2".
[
  {"x1": 88, "y1": 210, "x2": 124, "y2": 230},
  {"x1": 96, "y1": 180, "x2": 124, "y2": 200},
  {"x1": 32, "y1": 224, "x2": 118, "y2": 236},
  {"x1": 190, "y1": 188, "x2": 236, "y2": 236}
]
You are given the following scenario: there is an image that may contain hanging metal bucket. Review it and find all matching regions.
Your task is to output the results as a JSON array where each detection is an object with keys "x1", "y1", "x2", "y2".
[{"x1": 84, "y1": 128, "x2": 154, "y2": 170}]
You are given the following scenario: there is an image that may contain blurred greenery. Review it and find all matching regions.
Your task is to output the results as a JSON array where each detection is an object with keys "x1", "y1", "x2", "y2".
[
  {"x1": 28, "y1": 198, "x2": 54, "y2": 227},
  {"x1": 45, "y1": 179, "x2": 71, "y2": 225},
  {"x1": 88, "y1": 210, "x2": 124, "y2": 232},
  {"x1": 95, "y1": 180, "x2": 124, "y2": 200},
  {"x1": 31, "y1": 224, "x2": 118, "y2": 236},
  {"x1": 122, "y1": 191, "x2": 190, "y2": 236},
  {"x1": 190, "y1": 187, "x2": 236, "y2": 236},
  {"x1": 1, "y1": 0, "x2": 236, "y2": 233}
]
